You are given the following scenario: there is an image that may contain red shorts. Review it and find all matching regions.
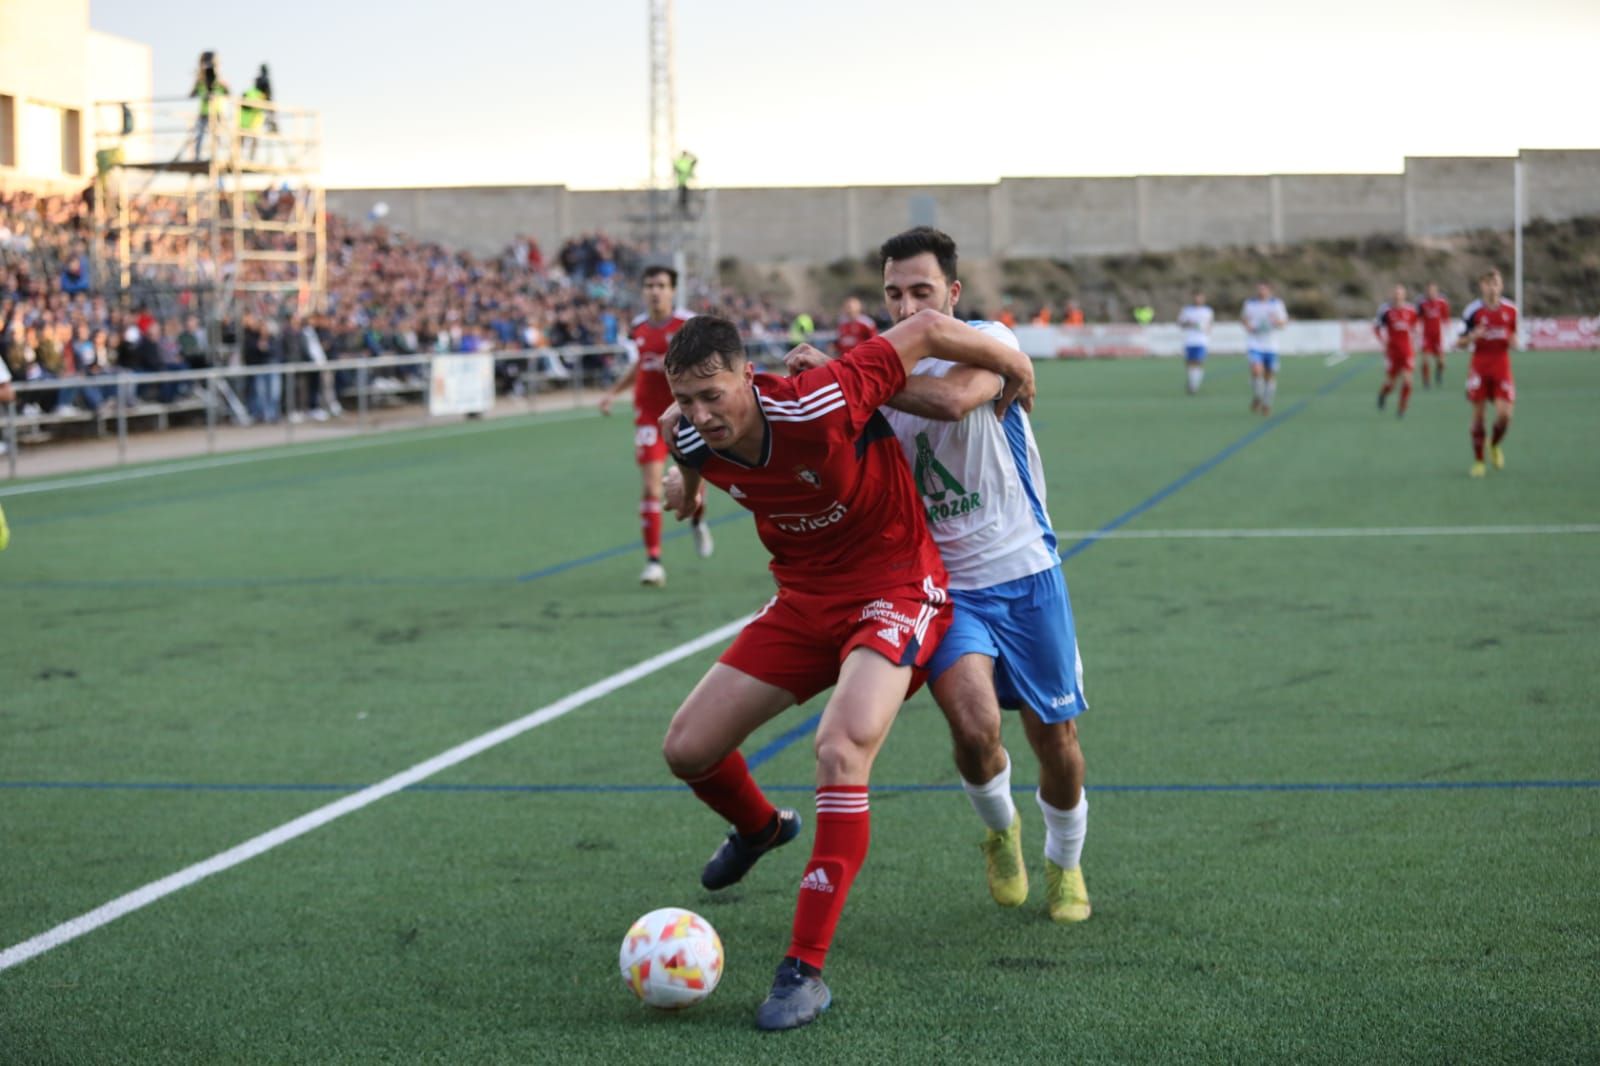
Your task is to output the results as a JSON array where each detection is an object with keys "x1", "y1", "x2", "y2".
[
  {"x1": 1386, "y1": 351, "x2": 1415, "y2": 374},
  {"x1": 1422, "y1": 336, "x2": 1445, "y2": 356},
  {"x1": 633, "y1": 419, "x2": 669, "y2": 465},
  {"x1": 1465, "y1": 370, "x2": 1515, "y2": 405},
  {"x1": 720, "y1": 577, "x2": 951, "y2": 704}
]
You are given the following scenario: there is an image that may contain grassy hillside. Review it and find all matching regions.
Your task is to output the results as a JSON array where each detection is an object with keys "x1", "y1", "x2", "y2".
[{"x1": 786, "y1": 215, "x2": 1600, "y2": 323}]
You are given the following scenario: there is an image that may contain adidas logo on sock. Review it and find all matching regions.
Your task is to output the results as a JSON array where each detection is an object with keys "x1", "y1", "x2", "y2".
[{"x1": 799, "y1": 867, "x2": 836, "y2": 894}]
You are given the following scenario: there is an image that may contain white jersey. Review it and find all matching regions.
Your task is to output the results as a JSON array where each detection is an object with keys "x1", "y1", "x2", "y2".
[
  {"x1": 1177, "y1": 305, "x2": 1214, "y2": 348},
  {"x1": 882, "y1": 321, "x2": 1059, "y2": 590},
  {"x1": 1242, "y1": 297, "x2": 1286, "y2": 352}
]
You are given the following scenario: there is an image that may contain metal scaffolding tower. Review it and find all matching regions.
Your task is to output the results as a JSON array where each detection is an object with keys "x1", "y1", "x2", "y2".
[{"x1": 89, "y1": 94, "x2": 326, "y2": 371}]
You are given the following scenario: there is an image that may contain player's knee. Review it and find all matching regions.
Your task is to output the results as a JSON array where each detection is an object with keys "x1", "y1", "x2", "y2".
[
  {"x1": 943, "y1": 704, "x2": 1001, "y2": 763},
  {"x1": 661, "y1": 721, "x2": 716, "y2": 780},
  {"x1": 813, "y1": 732, "x2": 870, "y2": 784}
]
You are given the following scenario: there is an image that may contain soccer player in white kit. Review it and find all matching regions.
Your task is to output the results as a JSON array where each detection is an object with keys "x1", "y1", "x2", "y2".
[
  {"x1": 787, "y1": 226, "x2": 1092, "y2": 922},
  {"x1": 1177, "y1": 290, "x2": 1215, "y2": 395},
  {"x1": 1241, "y1": 282, "x2": 1288, "y2": 415}
]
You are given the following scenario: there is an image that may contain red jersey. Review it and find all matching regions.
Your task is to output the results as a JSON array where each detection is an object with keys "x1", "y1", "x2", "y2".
[
  {"x1": 833, "y1": 314, "x2": 878, "y2": 356},
  {"x1": 628, "y1": 309, "x2": 694, "y2": 423},
  {"x1": 1375, "y1": 302, "x2": 1418, "y2": 359},
  {"x1": 1463, "y1": 299, "x2": 1517, "y2": 378},
  {"x1": 1418, "y1": 297, "x2": 1451, "y2": 344},
  {"x1": 671, "y1": 336, "x2": 947, "y2": 597}
]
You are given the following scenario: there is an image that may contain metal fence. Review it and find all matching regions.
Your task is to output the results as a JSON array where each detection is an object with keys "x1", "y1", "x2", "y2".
[{"x1": 1, "y1": 344, "x2": 627, "y2": 479}]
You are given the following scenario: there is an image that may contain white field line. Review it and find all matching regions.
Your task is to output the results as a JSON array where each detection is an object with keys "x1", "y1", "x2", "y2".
[
  {"x1": 0, "y1": 408, "x2": 596, "y2": 499},
  {"x1": 0, "y1": 614, "x2": 751, "y2": 974},
  {"x1": 1060, "y1": 524, "x2": 1600, "y2": 541},
  {"x1": 1324, "y1": 351, "x2": 1351, "y2": 367}
]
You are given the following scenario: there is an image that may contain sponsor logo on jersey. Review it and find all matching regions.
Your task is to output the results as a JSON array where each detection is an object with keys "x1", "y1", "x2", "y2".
[
  {"x1": 794, "y1": 466, "x2": 821, "y2": 488},
  {"x1": 729, "y1": 484, "x2": 746, "y2": 499},
  {"x1": 772, "y1": 501, "x2": 848, "y2": 534}
]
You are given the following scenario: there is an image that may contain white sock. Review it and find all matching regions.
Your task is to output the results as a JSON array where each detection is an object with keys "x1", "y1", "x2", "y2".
[
  {"x1": 1187, "y1": 366, "x2": 1203, "y2": 392},
  {"x1": 961, "y1": 751, "x2": 1017, "y2": 833},
  {"x1": 1264, "y1": 379, "x2": 1277, "y2": 407},
  {"x1": 1252, "y1": 376, "x2": 1265, "y2": 400},
  {"x1": 1035, "y1": 790, "x2": 1088, "y2": 870}
]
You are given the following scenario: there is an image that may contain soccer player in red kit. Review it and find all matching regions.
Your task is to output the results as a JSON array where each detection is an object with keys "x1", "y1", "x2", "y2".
[
  {"x1": 598, "y1": 265, "x2": 711, "y2": 585},
  {"x1": 1418, "y1": 281, "x2": 1451, "y2": 387},
  {"x1": 831, "y1": 295, "x2": 878, "y2": 356},
  {"x1": 1458, "y1": 268, "x2": 1518, "y2": 478},
  {"x1": 1375, "y1": 284, "x2": 1420, "y2": 417},
  {"x1": 657, "y1": 310, "x2": 1033, "y2": 1031}
]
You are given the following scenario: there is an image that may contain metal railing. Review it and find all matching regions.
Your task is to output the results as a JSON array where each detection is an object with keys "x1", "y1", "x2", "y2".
[{"x1": 1, "y1": 344, "x2": 628, "y2": 479}]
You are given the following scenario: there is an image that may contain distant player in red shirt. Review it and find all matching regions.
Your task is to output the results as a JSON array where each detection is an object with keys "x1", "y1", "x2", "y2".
[
  {"x1": 1417, "y1": 282, "x2": 1451, "y2": 387},
  {"x1": 657, "y1": 310, "x2": 1033, "y2": 1031},
  {"x1": 831, "y1": 295, "x2": 878, "y2": 357},
  {"x1": 1374, "y1": 284, "x2": 1420, "y2": 417},
  {"x1": 598, "y1": 265, "x2": 711, "y2": 585},
  {"x1": 1457, "y1": 268, "x2": 1518, "y2": 477}
]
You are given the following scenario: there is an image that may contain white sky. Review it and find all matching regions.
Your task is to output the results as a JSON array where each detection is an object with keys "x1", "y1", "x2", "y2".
[{"x1": 91, "y1": 0, "x2": 1600, "y2": 189}]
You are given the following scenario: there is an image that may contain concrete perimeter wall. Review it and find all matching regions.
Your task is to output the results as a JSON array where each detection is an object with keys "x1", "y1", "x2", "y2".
[{"x1": 328, "y1": 149, "x2": 1600, "y2": 262}]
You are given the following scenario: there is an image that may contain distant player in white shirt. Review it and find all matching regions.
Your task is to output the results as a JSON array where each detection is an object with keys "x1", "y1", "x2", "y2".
[
  {"x1": 1240, "y1": 282, "x2": 1288, "y2": 415},
  {"x1": 1177, "y1": 290, "x2": 1214, "y2": 395},
  {"x1": 787, "y1": 226, "x2": 1092, "y2": 924}
]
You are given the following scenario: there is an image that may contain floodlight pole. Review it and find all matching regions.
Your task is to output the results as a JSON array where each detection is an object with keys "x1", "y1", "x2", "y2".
[{"x1": 647, "y1": 0, "x2": 677, "y2": 258}]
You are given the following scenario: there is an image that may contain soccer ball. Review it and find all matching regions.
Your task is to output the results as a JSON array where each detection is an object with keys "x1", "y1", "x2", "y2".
[{"x1": 618, "y1": 907, "x2": 724, "y2": 1009}]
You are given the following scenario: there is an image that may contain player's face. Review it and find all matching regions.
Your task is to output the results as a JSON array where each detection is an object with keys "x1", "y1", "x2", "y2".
[
  {"x1": 669, "y1": 358, "x2": 757, "y2": 449},
  {"x1": 1393, "y1": 285, "x2": 1407, "y2": 304},
  {"x1": 842, "y1": 297, "x2": 861, "y2": 317},
  {"x1": 1480, "y1": 273, "x2": 1503, "y2": 303},
  {"x1": 1192, "y1": 292, "x2": 1205, "y2": 305},
  {"x1": 643, "y1": 273, "x2": 674, "y2": 317},
  {"x1": 1426, "y1": 284, "x2": 1439, "y2": 299},
  {"x1": 1256, "y1": 283, "x2": 1272, "y2": 300},
  {"x1": 882, "y1": 253, "x2": 960, "y2": 324}
]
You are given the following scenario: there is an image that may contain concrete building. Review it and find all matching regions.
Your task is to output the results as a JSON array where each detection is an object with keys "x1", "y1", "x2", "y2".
[{"x1": 0, "y1": 0, "x2": 151, "y2": 194}]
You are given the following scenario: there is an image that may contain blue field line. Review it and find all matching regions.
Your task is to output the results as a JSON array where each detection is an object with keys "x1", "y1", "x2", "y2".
[
  {"x1": 2, "y1": 778, "x2": 1595, "y2": 795},
  {"x1": 513, "y1": 511, "x2": 748, "y2": 582},
  {"x1": 745, "y1": 712, "x2": 825, "y2": 769},
  {"x1": 1060, "y1": 357, "x2": 1371, "y2": 561}
]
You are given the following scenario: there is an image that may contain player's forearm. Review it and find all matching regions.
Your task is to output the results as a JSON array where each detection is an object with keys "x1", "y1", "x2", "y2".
[
  {"x1": 609, "y1": 364, "x2": 637, "y2": 396},
  {"x1": 896, "y1": 310, "x2": 1029, "y2": 380},
  {"x1": 884, "y1": 370, "x2": 999, "y2": 422}
]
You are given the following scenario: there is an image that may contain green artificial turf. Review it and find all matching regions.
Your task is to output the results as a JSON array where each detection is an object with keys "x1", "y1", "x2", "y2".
[{"x1": 2, "y1": 353, "x2": 1597, "y2": 1064}]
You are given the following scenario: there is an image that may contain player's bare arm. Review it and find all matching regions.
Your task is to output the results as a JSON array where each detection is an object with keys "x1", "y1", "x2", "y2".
[
  {"x1": 663, "y1": 464, "x2": 704, "y2": 521},
  {"x1": 784, "y1": 341, "x2": 1001, "y2": 422},
  {"x1": 883, "y1": 366, "x2": 1001, "y2": 422},
  {"x1": 881, "y1": 309, "x2": 1035, "y2": 416},
  {"x1": 598, "y1": 362, "x2": 638, "y2": 416}
]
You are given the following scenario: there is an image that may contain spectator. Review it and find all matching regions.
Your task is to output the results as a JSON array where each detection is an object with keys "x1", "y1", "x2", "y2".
[{"x1": 189, "y1": 51, "x2": 231, "y2": 161}]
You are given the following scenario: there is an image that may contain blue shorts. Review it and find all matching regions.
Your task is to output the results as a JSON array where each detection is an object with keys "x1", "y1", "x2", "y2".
[
  {"x1": 1184, "y1": 345, "x2": 1207, "y2": 363},
  {"x1": 1247, "y1": 349, "x2": 1279, "y2": 373},
  {"x1": 927, "y1": 567, "x2": 1087, "y2": 723}
]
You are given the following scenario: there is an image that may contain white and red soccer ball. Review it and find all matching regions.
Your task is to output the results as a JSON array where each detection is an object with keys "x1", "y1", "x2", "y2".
[{"x1": 618, "y1": 907, "x2": 724, "y2": 1009}]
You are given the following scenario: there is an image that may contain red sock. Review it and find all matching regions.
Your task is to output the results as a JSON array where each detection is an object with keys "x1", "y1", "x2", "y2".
[
  {"x1": 641, "y1": 496, "x2": 662, "y2": 559},
  {"x1": 1399, "y1": 381, "x2": 1412, "y2": 414},
  {"x1": 1491, "y1": 417, "x2": 1509, "y2": 446},
  {"x1": 1471, "y1": 419, "x2": 1486, "y2": 461},
  {"x1": 682, "y1": 751, "x2": 776, "y2": 838},
  {"x1": 788, "y1": 787, "x2": 870, "y2": 971}
]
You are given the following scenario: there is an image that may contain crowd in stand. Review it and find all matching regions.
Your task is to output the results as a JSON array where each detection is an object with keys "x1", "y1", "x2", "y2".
[{"x1": 2, "y1": 185, "x2": 797, "y2": 427}]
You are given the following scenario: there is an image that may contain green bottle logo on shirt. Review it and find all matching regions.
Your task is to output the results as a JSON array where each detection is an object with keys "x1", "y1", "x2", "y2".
[{"x1": 914, "y1": 432, "x2": 981, "y2": 524}]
